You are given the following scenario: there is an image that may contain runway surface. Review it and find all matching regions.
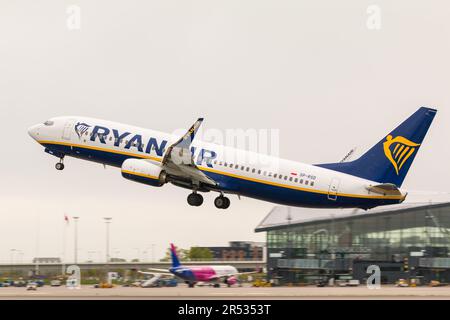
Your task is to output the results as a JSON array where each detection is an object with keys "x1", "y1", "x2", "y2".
[{"x1": 1, "y1": 284, "x2": 450, "y2": 299}]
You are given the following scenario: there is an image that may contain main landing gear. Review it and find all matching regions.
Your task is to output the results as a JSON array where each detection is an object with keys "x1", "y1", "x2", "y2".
[
  {"x1": 55, "y1": 158, "x2": 65, "y2": 171},
  {"x1": 187, "y1": 192, "x2": 203, "y2": 207},
  {"x1": 186, "y1": 192, "x2": 231, "y2": 209},
  {"x1": 214, "y1": 195, "x2": 230, "y2": 209}
]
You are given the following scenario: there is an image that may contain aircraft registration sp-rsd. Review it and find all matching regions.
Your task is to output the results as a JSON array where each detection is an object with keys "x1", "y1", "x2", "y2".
[{"x1": 28, "y1": 107, "x2": 436, "y2": 210}]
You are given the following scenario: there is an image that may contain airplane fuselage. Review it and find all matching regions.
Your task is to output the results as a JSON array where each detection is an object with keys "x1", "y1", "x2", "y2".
[
  {"x1": 170, "y1": 265, "x2": 238, "y2": 284},
  {"x1": 28, "y1": 116, "x2": 406, "y2": 209}
]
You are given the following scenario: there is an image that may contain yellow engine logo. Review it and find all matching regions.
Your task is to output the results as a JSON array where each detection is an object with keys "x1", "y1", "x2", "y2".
[{"x1": 383, "y1": 135, "x2": 420, "y2": 175}]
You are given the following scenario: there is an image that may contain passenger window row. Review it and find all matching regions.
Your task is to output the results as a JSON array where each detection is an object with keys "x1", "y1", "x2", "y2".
[
  {"x1": 212, "y1": 160, "x2": 315, "y2": 187},
  {"x1": 85, "y1": 133, "x2": 314, "y2": 186}
]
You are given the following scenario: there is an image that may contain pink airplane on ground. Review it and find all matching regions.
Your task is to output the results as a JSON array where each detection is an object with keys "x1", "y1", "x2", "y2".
[{"x1": 140, "y1": 244, "x2": 258, "y2": 288}]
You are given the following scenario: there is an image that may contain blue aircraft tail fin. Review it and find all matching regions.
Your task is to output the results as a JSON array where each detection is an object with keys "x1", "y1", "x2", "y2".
[
  {"x1": 317, "y1": 107, "x2": 437, "y2": 187},
  {"x1": 170, "y1": 243, "x2": 181, "y2": 268}
]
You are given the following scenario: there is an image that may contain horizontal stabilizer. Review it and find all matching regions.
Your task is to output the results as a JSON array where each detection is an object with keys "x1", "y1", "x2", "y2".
[{"x1": 366, "y1": 183, "x2": 402, "y2": 196}]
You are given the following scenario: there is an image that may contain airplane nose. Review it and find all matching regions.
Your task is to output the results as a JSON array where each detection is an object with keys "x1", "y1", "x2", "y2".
[{"x1": 28, "y1": 124, "x2": 41, "y2": 140}]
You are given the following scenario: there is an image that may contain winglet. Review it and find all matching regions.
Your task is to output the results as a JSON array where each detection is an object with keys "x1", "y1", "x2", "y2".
[
  {"x1": 162, "y1": 118, "x2": 204, "y2": 166},
  {"x1": 177, "y1": 118, "x2": 204, "y2": 149}
]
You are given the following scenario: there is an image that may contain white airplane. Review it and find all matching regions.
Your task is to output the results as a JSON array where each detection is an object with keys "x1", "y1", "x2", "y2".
[{"x1": 28, "y1": 107, "x2": 436, "y2": 210}]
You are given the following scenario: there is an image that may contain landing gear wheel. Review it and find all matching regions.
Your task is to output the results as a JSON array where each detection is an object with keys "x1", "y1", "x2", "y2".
[
  {"x1": 55, "y1": 162, "x2": 65, "y2": 171},
  {"x1": 187, "y1": 193, "x2": 203, "y2": 206},
  {"x1": 222, "y1": 197, "x2": 230, "y2": 209},
  {"x1": 188, "y1": 282, "x2": 195, "y2": 288},
  {"x1": 214, "y1": 196, "x2": 230, "y2": 209},
  {"x1": 213, "y1": 283, "x2": 220, "y2": 288}
]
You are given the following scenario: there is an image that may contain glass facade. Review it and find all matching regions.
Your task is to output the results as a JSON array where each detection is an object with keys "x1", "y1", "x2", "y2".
[
  {"x1": 267, "y1": 205, "x2": 450, "y2": 260},
  {"x1": 259, "y1": 203, "x2": 450, "y2": 284}
]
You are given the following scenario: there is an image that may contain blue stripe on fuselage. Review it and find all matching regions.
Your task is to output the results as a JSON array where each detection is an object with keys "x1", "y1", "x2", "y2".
[
  {"x1": 200, "y1": 170, "x2": 400, "y2": 209},
  {"x1": 42, "y1": 142, "x2": 401, "y2": 209}
]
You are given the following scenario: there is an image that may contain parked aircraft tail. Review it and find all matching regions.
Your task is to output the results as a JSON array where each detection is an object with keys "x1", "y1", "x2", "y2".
[{"x1": 170, "y1": 243, "x2": 181, "y2": 268}]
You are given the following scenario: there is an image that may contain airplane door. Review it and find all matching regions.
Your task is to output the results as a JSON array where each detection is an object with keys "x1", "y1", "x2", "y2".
[
  {"x1": 327, "y1": 178, "x2": 340, "y2": 201},
  {"x1": 62, "y1": 119, "x2": 76, "y2": 140}
]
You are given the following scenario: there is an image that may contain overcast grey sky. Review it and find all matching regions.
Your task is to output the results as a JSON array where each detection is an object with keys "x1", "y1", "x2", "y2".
[{"x1": 1, "y1": 1, "x2": 450, "y2": 263}]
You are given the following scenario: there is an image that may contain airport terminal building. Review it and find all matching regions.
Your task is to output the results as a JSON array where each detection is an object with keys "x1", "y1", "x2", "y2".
[{"x1": 255, "y1": 202, "x2": 450, "y2": 285}]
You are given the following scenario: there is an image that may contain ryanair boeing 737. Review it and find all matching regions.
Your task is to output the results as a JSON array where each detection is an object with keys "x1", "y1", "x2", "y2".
[{"x1": 28, "y1": 107, "x2": 436, "y2": 210}]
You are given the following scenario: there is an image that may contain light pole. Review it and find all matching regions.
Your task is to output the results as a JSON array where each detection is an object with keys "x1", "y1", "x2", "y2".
[
  {"x1": 133, "y1": 248, "x2": 141, "y2": 261},
  {"x1": 113, "y1": 248, "x2": 120, "y2": 261},
  {"x1": 10, "y1": 249, "x2": 16, "y2": 276},
  {"x1": 10, "y1": 248, "x2": 16, "y2": 264},
  {"x1": 151, "y1": 244, "x2": 155, "y2": 262},
  {"x1": 88, "y1": 251, "x2": 96, "y2": 263},
  {"x1": 17, "y1": 250, "x2": 24, "y2": 264},
  {"x1": 73, "y1": 216, "x2": 79, "y2": 264},
  {"x1": 103, "y1": 218, "x2": 112, "y2": 285},
  {"x1": 142, "y1": 250, "x2": 148, "y2": 262},
  {"x1": 104, "y1": 217, "x2": 112, "y2": 263}
]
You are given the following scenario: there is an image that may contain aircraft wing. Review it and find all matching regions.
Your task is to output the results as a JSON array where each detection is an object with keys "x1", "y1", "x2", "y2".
[
  {"x1": 162, "y1": 118, "x2": 216, "y2": 186},
  {"x1": 366, "y1": 183, "x2": 403, "y2": 196},
  {"x1": 235, "y1": 271, "x2": 261, "y2": 276},
  {"x1": 137, "y1": 270, "x2": 174, "y2": 282},
  {"x1": 138, "y1": 268, "x2": 172, "y2": 275}
]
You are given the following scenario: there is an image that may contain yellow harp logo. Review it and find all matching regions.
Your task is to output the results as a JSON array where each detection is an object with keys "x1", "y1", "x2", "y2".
[{"x1": 383, "y1": 135, "x2": 420, "y2": 175}]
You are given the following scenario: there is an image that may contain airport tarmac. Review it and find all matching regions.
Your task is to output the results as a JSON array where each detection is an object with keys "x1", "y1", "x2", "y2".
[{"x1": 1, "y1": 284, "x2": 450, "y2": 299}]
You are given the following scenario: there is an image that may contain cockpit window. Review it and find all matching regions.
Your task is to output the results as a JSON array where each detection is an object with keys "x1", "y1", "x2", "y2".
[{"x1": 44, "y1": 120, "x2": 54, "y2": 126}]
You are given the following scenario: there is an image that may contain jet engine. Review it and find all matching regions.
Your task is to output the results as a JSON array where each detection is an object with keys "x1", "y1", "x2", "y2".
[
  {"x1": 121, "y1": 159, "x2": 167, "y2": 187},
  {"x1": 224, "y1": 276, "x2": 238, "y2": 286}
]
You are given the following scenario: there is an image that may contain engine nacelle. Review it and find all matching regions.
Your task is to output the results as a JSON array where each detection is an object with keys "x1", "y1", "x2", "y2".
[
  {"x1": 225, "y1": 276, "x2": 237, "y2": 286},
  {"x1": 121, "y1": 159, "x2": 166, "y2": 187}
]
